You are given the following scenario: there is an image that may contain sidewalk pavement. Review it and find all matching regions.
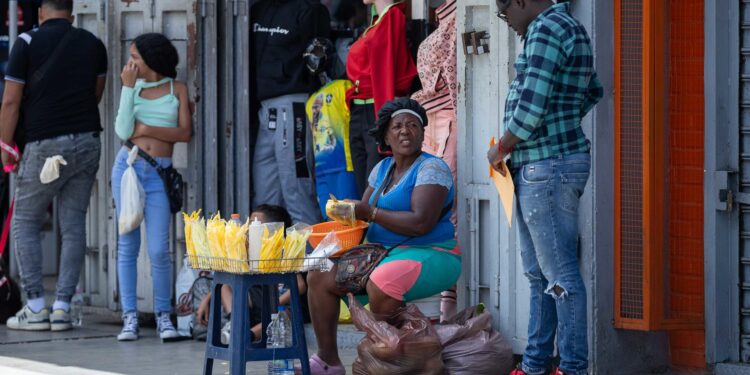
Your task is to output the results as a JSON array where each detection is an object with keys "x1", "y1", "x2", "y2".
[{"x1": 0, "y1": 309, "x2": 361, "y2": 375}]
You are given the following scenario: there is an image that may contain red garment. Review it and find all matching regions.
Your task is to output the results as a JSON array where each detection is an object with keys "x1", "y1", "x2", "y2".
[{"x1": 345, "y1": 2, "x2": 417, "y2": 117}]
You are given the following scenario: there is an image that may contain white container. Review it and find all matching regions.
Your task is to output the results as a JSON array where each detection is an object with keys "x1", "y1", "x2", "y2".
[
  {"x1": 408, "y1": 294, "x2": 442, "y2": 322},
  {"x1": 248, "y1": 218, "x2": 263, "y2": 271}
]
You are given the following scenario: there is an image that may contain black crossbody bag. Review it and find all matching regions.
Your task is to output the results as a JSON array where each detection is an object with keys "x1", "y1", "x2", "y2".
[{"x1": 125, "y1": 141, "x2": 184, "y2": 213}]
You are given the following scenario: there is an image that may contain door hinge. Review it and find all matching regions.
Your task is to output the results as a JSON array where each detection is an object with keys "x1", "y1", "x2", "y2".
[
  {"x1": 719, "y1": 188, "x2": 734, "y2": 212},
  {"x1": 198, "y1": 1, "x2": 213, "y2": 18},
  {"x1": 231, "y1": 1, "x2": 247, "y2": 16},
  {"x1": 495, "y1": 274, "x2": 501, "y2": 309},
  {"x1": 102, "y1": 244, "x2": 108, "y2": 272},
  {"x1": 99, "y1": 1, "x2": 105, "y2": 22},
  {"x1": 717, "y1": 170, "x2": 750, "y2": 212}
]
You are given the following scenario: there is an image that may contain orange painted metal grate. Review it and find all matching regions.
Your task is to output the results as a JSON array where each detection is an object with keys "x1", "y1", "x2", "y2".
[{"x1": 618, "y1": 0, "x2": 644, "y2": 320}]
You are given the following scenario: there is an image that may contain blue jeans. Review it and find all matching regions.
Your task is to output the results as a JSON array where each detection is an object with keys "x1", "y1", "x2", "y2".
[
  {"x1": 514, "y1": 153, "x2": 590, "y2": 375},
  {"x1": 13, "y1": 132, "x2": 100, "y2": 302},
  {"x1": 111, "y1": 147, "x2": 172, "y2": 314}
]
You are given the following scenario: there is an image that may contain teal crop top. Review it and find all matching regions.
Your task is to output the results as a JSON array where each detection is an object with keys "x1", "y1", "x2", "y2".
[{"x1": 115, "y1": 77, "x2": 179, "y2": 140}]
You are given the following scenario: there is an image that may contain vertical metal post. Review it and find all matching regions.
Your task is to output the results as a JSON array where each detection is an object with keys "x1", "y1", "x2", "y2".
[
  {"x1": 9, "y1": 1, "x2": 18, "y2": 51},
  {"x1": 704, "y1": 0, "x2": 741, "y2": 365},
  {"x1": 7, "y1": 0, "x2": 18, "y2": 278}
]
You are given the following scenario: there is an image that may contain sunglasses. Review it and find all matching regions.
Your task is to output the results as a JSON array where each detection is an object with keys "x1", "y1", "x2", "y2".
[{"x1": 495, "y1": 0, "x2": 511, "y2": 22}]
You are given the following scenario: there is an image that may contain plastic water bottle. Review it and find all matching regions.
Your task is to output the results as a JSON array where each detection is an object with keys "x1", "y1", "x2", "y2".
[
  {"x1": 267, "y1": 308, "x2": 294, "y2": 375},
  {"x1": 71, "y1": 288, "x2": 84, "y2": 327},
  {"x1": 267, "y1": 313, "x2": 282, "y2": 375},
  {"x1": 277, "y1": 306, "x2": 293, "y2": 348}
]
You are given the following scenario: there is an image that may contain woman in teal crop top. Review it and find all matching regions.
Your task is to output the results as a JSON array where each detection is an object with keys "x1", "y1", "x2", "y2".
[
  {"x1": 111, "y1": 33, "x2": 192, "y2": 342},
  {"x1": 114, "y1": 38, "x2": 191, "y2": 155}
]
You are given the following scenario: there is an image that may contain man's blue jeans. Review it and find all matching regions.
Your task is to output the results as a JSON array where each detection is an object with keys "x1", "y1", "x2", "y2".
[
  {"x1": 111, "y1": 147, "x2": 173, "y2": 315},
  {"x1": 13, "y1": 132, "x2": 101, "y2": 303},
  {"x1": 514, "y1": 153, "x2": 590, "y2": 375}
]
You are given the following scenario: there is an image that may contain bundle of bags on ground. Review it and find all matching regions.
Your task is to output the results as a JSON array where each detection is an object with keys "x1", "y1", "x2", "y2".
[
  {"x1": 349, "y1": 294, "x2": 513, "y2": 375},
  {"x1": 436, "y1": 304, "x2": 514, "y2": 375}
]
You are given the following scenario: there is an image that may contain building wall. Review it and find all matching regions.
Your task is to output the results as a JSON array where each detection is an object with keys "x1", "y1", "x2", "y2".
[{"x1": 666, "y1": 0, "x2": 706, "y2": 368}]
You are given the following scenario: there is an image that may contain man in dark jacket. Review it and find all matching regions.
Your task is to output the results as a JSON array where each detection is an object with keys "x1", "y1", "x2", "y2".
[
  {"x1": 0, "y1": 0, "x2": 106, "y2": 331},
  {"x1": 251, "y1": 0, "x2": 330, "y2": 224}
]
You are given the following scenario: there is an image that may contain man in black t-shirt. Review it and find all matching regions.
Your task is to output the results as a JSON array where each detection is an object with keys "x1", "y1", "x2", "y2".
[
  {"x1": 251, "y1": 0, "x2": 330, "y2": 226},
  {"x1": 0, "y1": 0, "x2": 107, "y2": 332}
]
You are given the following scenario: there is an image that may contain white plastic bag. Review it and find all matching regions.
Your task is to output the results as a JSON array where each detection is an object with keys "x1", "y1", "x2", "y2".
[
  {"x1": 175, "y1": 257, "x2": 198, "y2": 337},
  {"x1": 118, "y1": 147, "x2": 145, "y2": 235},
  {"x1": 302, "y1": 231, "x2": 340, "y2": 272},
  {"x1": 39, "y1": 155, "x2": 67, "y2": 184}
]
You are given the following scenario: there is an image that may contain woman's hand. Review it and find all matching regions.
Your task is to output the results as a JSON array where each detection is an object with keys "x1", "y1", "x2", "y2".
[
  {"x1": 120, "y1": 61, "x2": 138, "y2": 88},
  {"x1": 353, "y1": 200, "x2": 373, "y2": 221}
]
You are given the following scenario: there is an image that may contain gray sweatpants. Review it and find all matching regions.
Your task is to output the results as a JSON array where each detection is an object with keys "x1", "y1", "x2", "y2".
[
  {"x1": 13, "y1": 132, "x2": 101, "y2": 302},
  {"x1": 253, "y1": 94, "x2": 321, "y2": 224}
]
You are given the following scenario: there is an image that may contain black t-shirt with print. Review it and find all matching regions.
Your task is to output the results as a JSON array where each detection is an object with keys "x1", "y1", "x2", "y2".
[
  {"x1": 5, "y1": 18, "x2": 107, "y2": 142},
  {"x1": 251, "y1": 0, "x2": 331, "y2": 101}
]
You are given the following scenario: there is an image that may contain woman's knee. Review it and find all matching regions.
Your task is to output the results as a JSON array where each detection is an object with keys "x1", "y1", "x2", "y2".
[
  {"x1": 365, "y1": 280, "x2": 386, "y2": 301},
  {"x1": 366, "y1": 280, "x2": 403, "y2": 316},
  {"x1": 307, "y1": 269, "x2": 339, "y2": 294},
  {"x1": 117, "y1": 233, "x2": 141, "y2": 261},
  {"x1": 146, "y1": 244, "x2": 171, "y2": 268}
]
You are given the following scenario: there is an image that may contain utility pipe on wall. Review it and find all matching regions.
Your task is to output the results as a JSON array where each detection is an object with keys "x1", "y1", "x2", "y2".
[{"x1": 9, "y1": 1, "x2": 18, "y2": 51}]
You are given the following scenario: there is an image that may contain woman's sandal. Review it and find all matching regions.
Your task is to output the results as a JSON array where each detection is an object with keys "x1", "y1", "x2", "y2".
[{"x1": 295, "y1": 354, "x2": 346, "y2": 375}]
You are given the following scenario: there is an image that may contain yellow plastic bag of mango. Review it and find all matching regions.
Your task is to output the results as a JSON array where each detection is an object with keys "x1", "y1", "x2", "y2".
[
  {"x1": 225, "y1": 218, "x2": 250, "y2": 272},
  {"x1": 259, "y1": 222, "x2": 284, "y2": 272},
  {"x1": 325, "y1": 199, "x2": 357, "y2": 227},
  {"x1": 281, "y1": 223, "x2": 312, "y2": 272}
]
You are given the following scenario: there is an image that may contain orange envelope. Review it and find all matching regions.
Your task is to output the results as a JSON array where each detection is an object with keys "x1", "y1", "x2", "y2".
[{"x1": 489, "y1": 138, "x2": 514, "y2": 226}]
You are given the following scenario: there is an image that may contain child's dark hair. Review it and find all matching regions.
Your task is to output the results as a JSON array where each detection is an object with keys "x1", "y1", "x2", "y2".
[
  {"x1": 253, "y1": 205, "x2": 293, "y2": 229},
  {"x1": 133, "y1": 33, "x2": 179, "y2": 78}
]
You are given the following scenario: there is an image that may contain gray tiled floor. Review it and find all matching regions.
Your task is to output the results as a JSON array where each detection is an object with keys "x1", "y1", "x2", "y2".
[
  {"x1": 0, "y1": 312, "x2": 358, "y2": 375},
  {"x1": 0, "y1": 276, "x2": 360, "y2": 374}
]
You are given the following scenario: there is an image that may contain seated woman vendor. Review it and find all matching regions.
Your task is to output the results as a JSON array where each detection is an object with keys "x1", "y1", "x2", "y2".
[{"x1": 306, "y1": 98, "x2": 461, "y2": 375}]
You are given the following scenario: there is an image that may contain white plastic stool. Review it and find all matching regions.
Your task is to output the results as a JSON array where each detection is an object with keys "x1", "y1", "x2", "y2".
[{"x1": 408, "y1": 294, "x2": 442, "y2": 322}]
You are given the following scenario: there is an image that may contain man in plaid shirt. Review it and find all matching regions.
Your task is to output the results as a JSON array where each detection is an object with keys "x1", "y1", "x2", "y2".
[{"x1": 487, "y1": 1, "x2": 602, "y2": 375}]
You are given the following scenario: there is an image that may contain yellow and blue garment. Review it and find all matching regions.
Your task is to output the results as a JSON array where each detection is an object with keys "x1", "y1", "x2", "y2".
[
  {"x1": 306, "y1": 80, "x2": 359, "y2": 216},
  {"x1": 306, "y1": 80, "x2": 355, "y2": 174}
]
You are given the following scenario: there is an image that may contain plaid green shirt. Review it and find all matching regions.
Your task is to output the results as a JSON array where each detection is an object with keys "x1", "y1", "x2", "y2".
[{"x1": 504, "y1": 3, "x2": 602, "y2": 168}]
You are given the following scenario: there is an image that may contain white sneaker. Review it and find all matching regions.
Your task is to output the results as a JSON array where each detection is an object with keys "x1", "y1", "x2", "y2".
[
  {"x1": 117, "y1": 312, "x2": 139, "y2": 341},
  {"x1": 6, "y1": 305, "x2": 50, "y2": 331},
  {"x1": 220, "y1": 321, "x2": 231, "y2": 345},
  {"x1": 156, "y1": 312, "x2": 179, "y2": 340},
  {"x1": 50, "y1": 309, "x2": 73, "y2": 332}
]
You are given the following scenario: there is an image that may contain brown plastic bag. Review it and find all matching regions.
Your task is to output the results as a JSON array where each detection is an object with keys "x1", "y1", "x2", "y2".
[
  {"x1": 435, "y1": 305, "x2": 514, "y2": 375},
  {"x1": 349, "y1": 294, "x2": 445, "y2": 375}
]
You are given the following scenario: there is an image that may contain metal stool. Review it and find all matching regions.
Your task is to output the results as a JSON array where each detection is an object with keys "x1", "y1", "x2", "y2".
[{"x1": 203, "y1": 271, "x2": 310, "y2": 375}]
